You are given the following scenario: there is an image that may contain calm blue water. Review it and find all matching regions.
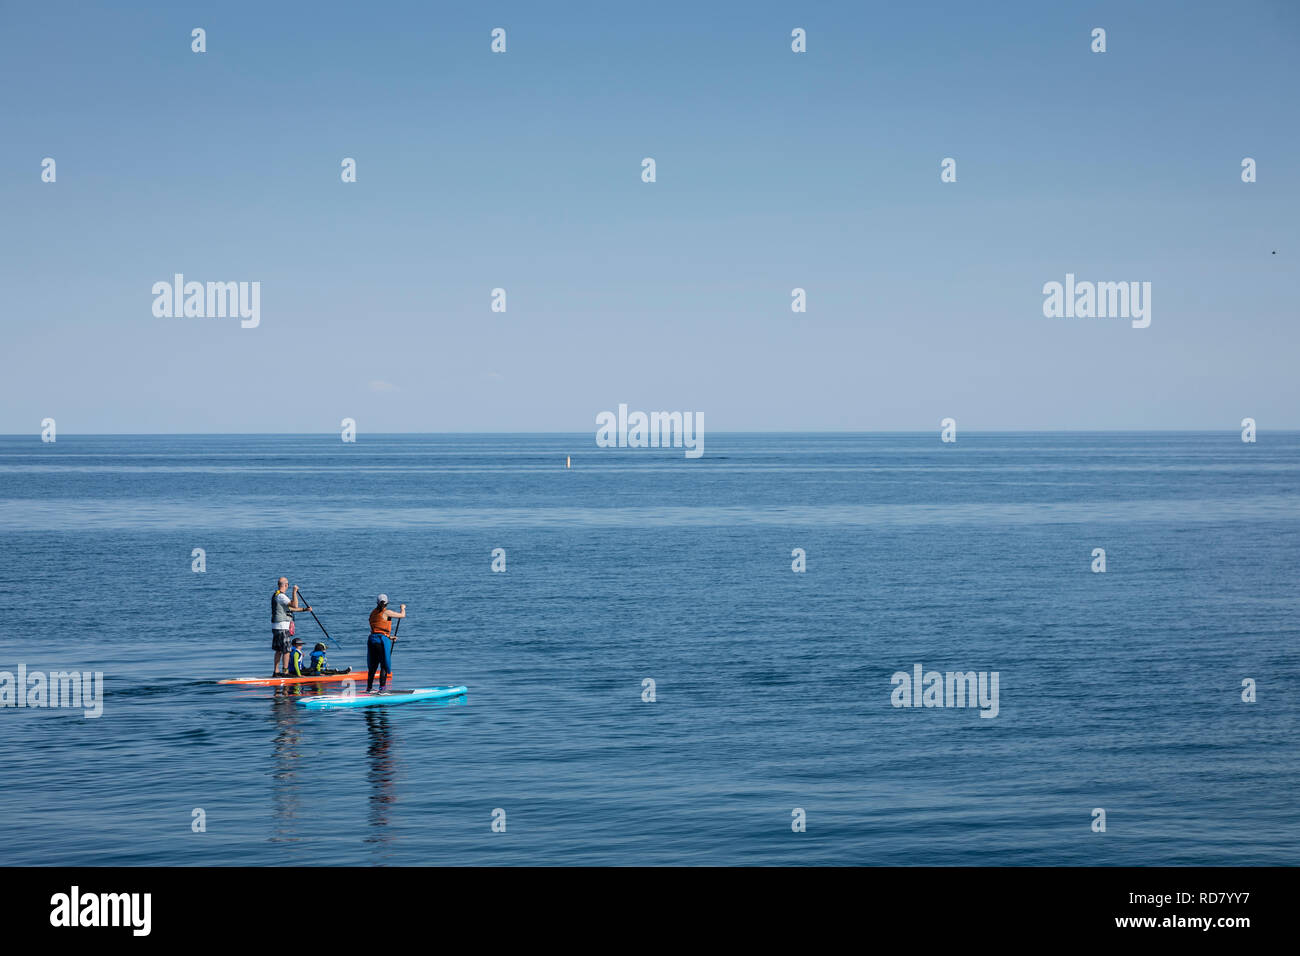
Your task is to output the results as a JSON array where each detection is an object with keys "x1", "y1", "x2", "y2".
[{"x1": 0, "y1": 432, "x2": 1296, "y2": 865}]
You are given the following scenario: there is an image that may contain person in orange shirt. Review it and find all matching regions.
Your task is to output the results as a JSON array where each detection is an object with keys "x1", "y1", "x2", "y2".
[{"x1": 366, "y1": 594, "x2": 406, "y2": 692}]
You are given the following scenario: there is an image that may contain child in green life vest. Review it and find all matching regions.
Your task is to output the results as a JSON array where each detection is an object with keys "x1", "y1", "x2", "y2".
[{"x1": 286, "y1": 640, "x2": 350, "y2": 677}]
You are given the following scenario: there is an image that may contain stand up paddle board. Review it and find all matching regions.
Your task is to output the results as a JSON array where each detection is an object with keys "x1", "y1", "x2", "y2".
[
  {"x1": 219, "y1": 670, "x2": 377, "y2": 687},
  {"x1": 296, "y1": 685, "x2": 468, "y2": 710}
]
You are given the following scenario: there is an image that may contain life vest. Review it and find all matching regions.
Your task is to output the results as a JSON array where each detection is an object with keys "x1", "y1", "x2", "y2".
[
  {"x1": 271, "y1": 589, "x2": 293, "y2": 626},
  {"x1": 309, "y1": 650, "x2": 327, "y2": 673},
  {"x1": 369, "y1": 606, "x2": 391, "y2": 636},
  {"x1": 287, "y1": 647, "x2": 305, "y2": 676}
]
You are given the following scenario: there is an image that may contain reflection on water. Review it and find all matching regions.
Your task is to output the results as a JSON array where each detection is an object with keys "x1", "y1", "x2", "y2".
[
  {"x1": 364, "y1": 710, "x2": 397, "y2": 844},
  {"x1": 270, "y1": 692, "x2": 305, "y2": 844},
  {"x1": 268, "y1": 681, "x2": 338, "y2": 846},
  {"x1": 263, "y1": 684, "x2": 467, "y2": 860}
]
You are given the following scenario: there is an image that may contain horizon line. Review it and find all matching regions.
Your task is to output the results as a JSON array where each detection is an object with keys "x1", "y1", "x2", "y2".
[{"x1": 2, "y1": 427, "x2": 1290, "y2": 438}]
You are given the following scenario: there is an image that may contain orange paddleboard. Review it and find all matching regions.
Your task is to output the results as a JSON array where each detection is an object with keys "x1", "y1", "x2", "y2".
[{"x1": 219, "y1": 670, "x2": 384, "y2": 687}]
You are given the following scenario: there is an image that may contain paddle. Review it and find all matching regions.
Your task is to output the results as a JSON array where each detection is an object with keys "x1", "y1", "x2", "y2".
[{"x1": 294, "y1": 586, "x2": 342, "y2": 650}]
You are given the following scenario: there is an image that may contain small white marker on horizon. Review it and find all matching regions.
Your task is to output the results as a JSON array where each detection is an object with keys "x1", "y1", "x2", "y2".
[{"x1": 566, "y1": 455, "x2": 571, "y2": 469}]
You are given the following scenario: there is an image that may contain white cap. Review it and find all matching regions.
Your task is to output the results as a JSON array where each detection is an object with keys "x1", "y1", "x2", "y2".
[{"x1": 377, "y1": 593, "x2": 388, "y2": 605}]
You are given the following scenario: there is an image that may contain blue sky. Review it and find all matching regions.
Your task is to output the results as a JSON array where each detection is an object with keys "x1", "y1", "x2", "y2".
[{"x1": 1, "y1": 0, "x2": 1296, "y2": 432}]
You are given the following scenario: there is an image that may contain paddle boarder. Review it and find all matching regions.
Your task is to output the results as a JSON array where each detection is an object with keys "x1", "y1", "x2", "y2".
[
  {"x1": 271, "y1": 578, "x2": 311, "y2": 676},
  {"x1": 367, "y1": 594, "x2": 406, "y2": 693}
]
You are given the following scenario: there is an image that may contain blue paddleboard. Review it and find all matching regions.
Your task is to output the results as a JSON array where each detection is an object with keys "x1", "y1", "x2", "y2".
[{"x1": 296, "y1": 685, "x2": 468, "y2": 710}]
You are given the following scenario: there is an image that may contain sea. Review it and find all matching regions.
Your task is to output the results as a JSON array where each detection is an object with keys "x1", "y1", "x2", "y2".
[{"x1": 0, "y1": 432, "x2": 1296, "y2": 865}]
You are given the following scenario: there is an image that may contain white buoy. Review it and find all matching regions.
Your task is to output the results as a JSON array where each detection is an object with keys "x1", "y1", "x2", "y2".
[{"x1": 566, "y1": 455, "x2": 571, "y2": 469}]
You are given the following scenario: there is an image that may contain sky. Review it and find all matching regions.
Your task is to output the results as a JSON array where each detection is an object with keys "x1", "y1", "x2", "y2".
[{"x1": 1, "y1": 0, "x2": 1296, "y2": 433}]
